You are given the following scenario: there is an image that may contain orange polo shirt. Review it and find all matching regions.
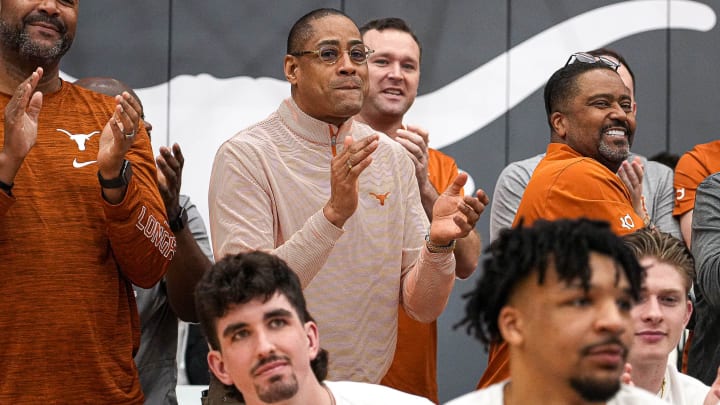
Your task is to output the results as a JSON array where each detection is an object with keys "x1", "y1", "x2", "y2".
[{"x1": 478, "y1": 142, "x2": 641, "y2": 389}]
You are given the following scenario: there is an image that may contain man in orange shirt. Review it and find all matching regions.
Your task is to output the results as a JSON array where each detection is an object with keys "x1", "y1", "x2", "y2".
[
  {"x1": 478, "y1": 54, "x2": 645, "y2": 389},
  {"x1": 356, "y1": 17, "x2": 487, "y2": 402},
  {"x1": 0, "y1": 1, "x2": 170, "y2": 403}
]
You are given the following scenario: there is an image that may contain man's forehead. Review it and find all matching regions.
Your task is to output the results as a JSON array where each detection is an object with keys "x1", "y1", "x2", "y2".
[
  {"x1": 364, "y1": 29, "x2": 419, "y2": 58},
  {"x1": 306, "y1": 14, "x2": 361, "y2": 45},
  {"x1": 576, "y1": 69, "x2": 630, "y2": 97}
]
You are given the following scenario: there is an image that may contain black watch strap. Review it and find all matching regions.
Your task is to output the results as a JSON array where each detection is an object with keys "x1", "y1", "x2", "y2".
[
  {"x1": 98, "y1": 160, "x2": 132, "y2": 189},
  {"x1": 169, "y1": 206, "x2": 189, "y2": 232},
  {"x1": 0, "y1": 179, "x2": 13, "y2": 196}
]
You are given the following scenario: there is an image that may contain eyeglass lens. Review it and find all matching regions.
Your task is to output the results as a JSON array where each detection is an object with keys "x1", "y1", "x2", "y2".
[{"x1": 317, "y1": 45, "x2": 368, "y2": 64}]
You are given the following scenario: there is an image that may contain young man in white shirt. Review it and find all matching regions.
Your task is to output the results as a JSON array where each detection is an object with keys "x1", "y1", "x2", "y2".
[
  {"x1": 623, "y1": 228, "x2": 720, "y2": 404},
  {"x1": 449, "y1": 219, "x2": 664, "y2": 405},
  {"x1": 195, "y1": 251, "x2": 434, "y2": 405}
]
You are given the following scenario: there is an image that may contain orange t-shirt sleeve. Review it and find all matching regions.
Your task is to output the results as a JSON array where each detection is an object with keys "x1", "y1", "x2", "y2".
[{"x1": 674, "y1": 148, "x2": 712, "y2": 217}]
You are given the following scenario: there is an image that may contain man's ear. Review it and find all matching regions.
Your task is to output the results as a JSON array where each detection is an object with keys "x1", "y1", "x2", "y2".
[
  {"x1": 208, "y1": 350, "x2": 234, "y2": 387},
  {"x1": 498, "y1": 306, "x2": 525, "y2": 346},
  {"x1": 550, "y1": 111, "x2": 568, "y2": 139},
  {"x1": 305, "y1": 321, "x2": 320, "y2": 359},
  {"x1": 683, "y1": 299, "x2": 693, "y2": 328},
  {"x1": 285, "y1": 55, "x2": 299, "y2": 84}
]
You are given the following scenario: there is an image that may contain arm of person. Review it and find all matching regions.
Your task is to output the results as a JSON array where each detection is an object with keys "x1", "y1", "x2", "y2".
[
  {"x1": 401, "y1": 173, "x2": 483, "y2": 322},
  {"x1": 210, "y1": 134, "x2": 378, "y2": 288},
  {"x1": 396, "y1": 125, "x2": 484, "y2": 278},
  {"x1": 0, "y1": 68, "x2": 43, "y2": 215},
  {"x1": 157, "y1": 144, "x2": 213, "y2": 322},
  {"x1": 98, "y1": 93, "x2": 170, "y2": 288},
  {"x1": 395, "y1": 125, "x2": 436, "y2": 219},
  {"x1": 691, "y1": 173, "x2": 720, "y2": 310},
  {"x1": 454, "y1": 229, "x2": 481, "y2": 279},
  {"x1": 489, "y1": 159, "x2": 537, "y2": 242},
  {"x1": 674, "y1": 150, "x2": 710, "y2": 248},
  {"x1": 680, "y1": 210, "x2": 694, "y2": 248}
]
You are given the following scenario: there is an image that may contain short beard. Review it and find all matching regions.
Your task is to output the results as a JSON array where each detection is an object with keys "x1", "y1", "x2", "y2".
[
  {"x1": 570, "y1": 375, "x2": 621, "y2": 402},
  {"x1": 255, "y1": 374, "x2": 299, "y2": 403},
  {"x1": 598, "y1": 140, "x2": 630, "y2": 164},
  {"x1": 0, "y1": 19, "x2": 72, "y2": 65}
]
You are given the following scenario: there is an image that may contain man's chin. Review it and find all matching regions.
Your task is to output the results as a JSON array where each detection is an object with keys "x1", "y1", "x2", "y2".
[
  {"x1": 255, "y1": 375, "x2": 299, "y2": 403},
  {"x1": 570, "y1": 375, "x2": 622, "y2": 402}
]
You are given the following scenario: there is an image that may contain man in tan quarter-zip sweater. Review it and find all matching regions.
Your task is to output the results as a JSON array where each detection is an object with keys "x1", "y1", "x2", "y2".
[{"x1": 208, "y1": 7, "x2": 487, "y2": 390}]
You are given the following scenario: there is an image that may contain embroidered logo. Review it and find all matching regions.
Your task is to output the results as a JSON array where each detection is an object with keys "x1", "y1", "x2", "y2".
[
  {"x1": 369, "y1": 192, "x2": 390, "y2": 206},
  {"x1": 57, "y1": 129, "x2": 99, "y2": 151},
  {"x1": 620, "y1": 214, "x2": 635, "y2": 230},
  {"x1": 676, "y1": 188, "x2": 686, "y2": 201}
]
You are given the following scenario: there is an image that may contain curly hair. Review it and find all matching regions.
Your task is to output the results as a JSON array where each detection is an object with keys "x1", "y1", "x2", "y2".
[
  {"x1": 456, "y1": 218, "x2": 644, "y2": 348},
  {"x1": 195, "y1": 251, "x2": 329, "y2": 400}
]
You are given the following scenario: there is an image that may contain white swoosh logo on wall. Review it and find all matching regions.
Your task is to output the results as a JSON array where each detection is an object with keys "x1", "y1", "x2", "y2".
[
  {"x1": 406, "y1": 0, "x2": 716, "y2": 148},
  {"x1": 58, "y1": 0, "x2": 717, "y2": 227}
]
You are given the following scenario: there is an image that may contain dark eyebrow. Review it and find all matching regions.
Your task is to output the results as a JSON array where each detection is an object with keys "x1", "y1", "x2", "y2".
[
  {"x1": 264, "y1": 308, "x2": 293, "y2": 321},
  {"x1": 222, "y1": 321, "x2": 248, "y2": 339},
  {"x1": 317, "y1": 39, "x2": 340, "y2": 47},
  {"x1": 221, "y1": 308, "x2": 294, "y2": 339},
  {"x1": 587, "y1": 93, "x2": 615, "y2": 101}
]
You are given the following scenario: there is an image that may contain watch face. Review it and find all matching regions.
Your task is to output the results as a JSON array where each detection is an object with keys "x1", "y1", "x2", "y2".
[
  {"x1": 98, "y1": 160, "x2": 131, "y2": 189},
  {"x1": 170, "y1": 206, "x2": 188, "y2": 232}
]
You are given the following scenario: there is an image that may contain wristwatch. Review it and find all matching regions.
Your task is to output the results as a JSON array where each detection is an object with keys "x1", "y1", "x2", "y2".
[
  {"x1": 425, "y1": 233, "x2": 456, "y2": 253},
  {"x1": 169, "y1": 206, "x2": 188, "y2": 232},
  {"x1": 97, "y1": 159, "x2": 132, "y2": 189}
]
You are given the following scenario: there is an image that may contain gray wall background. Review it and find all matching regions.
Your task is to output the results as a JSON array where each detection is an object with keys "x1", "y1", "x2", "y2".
[{"x1": 61, "y1": 1, "x2": 720, "y2": 402}]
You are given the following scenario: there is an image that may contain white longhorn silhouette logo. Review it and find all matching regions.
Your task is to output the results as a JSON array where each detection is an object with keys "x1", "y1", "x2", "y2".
[{"x1": 56, "y1": 128, "x2": 99, "y2": 151}]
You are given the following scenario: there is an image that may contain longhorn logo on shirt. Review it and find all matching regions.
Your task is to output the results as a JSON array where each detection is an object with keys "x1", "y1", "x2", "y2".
[
  {"x1": 57, "y1": 128, "x2": 99, "y2": 168},
  {"x1": 620, "y1": 214, "x2": 635, "y2": 230},
  {"x1": 676, "y1": 188, "x2": 686, "y2": 201},
  {"x1": 369, "y1": 192, "x2": 390, "y2": 206},
  {"x1": 57, "y1": 129, "x2": 99, "y2": 151}
]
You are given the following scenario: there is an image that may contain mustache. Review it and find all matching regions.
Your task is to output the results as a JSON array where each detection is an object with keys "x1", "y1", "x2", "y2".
[
  {"x1": 579, "y1": 336, "x2": 628, "y2": 357},
  {"x1": 329, "y1": 77, "x2": 363, "y2": 89},
  {"x1": 24, "y1": 13, "x2": 67, "y2": 34},
  {"x1": 250, "y1": 354, "x2": 290, "y2": 376}
]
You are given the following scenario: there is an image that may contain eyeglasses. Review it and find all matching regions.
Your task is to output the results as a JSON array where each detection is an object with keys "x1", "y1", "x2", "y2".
[
  {"x1": 565, "y1": 52, "x2": 620, "y2": 71},
  {"x1": 290, "y1": 44, "x2": 374, "y2": 65}
]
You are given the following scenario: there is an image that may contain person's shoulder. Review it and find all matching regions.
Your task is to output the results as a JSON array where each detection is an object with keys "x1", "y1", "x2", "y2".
[
  {"x1": 698, "y1": 171, "x2": 720, "y2": 190},
  {"x1": 500, "y1": 153, "x2": 545, "y2": 179},
  {"x1": 689, "y1": 139, "x2": 720, "y2": 155},
  {"x1": 444, "y1": 383, "x2": 505, "y2": 405},
  {"x1": 609, "y1": 384, "x2": 667, "y2": 404},
  {"x1": 62, "y1": 81, "x2": 116, "y2": 110},
  {"x1": 673, "y1": 367, "x2": 711, "y2": 403},
  {"x1": 217, "y1": 113, "x2": 281, "y2": 153},
  {"x1": 325, "y1": 381, "x2": 434, "y2": 404},
  {"x1": 643, "y1": 159, "x2": 672, "y2": 176}
]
